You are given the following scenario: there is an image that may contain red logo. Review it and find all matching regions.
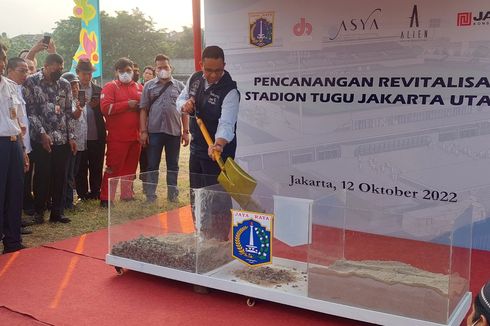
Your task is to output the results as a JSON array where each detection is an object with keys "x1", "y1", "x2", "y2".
[
  {"x1": 293, "y1": 18, "x2": 312, "y2": 36},
  {"x1": 457, "y1": 12, "x2": 472, "y2": 26}
]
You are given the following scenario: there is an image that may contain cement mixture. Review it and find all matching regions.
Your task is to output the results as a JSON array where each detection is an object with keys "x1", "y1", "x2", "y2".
[{"x1": 233, "y1": 266, "x2": 300, "y2": 287}]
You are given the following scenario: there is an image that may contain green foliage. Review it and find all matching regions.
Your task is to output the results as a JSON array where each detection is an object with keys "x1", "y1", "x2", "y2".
[{"x1": 2, "y1": 8, "x2": 197, "y2": 79}]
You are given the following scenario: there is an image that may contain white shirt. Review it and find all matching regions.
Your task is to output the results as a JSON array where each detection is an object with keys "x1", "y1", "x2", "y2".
[
  {"x1": 16, "y1": 84, "x2": 31, "y2": 153},
  {"x1": 0, "y1": 77, "x2": 24, "y2": 137},
  {"x1": 176, "y1": 76, "x2": 239, "y2": 142}
]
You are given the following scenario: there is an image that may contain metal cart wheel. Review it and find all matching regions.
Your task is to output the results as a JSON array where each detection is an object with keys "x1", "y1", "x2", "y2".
[
  {"x1": 246, "y1": 298, "x2": 256, "y2": 307},
  {"x1": 115, "y1": 266, "x2": 124, "y2": 275}
]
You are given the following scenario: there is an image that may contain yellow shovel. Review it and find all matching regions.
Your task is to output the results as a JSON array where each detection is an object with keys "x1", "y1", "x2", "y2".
[{"x1": 196, "y1": 118, "x2": 262, "y2": 212}]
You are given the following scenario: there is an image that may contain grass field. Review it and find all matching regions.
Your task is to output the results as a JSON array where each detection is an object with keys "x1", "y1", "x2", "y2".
[{"x1": 3, "y1": 145, "x2": 191, "y2": 252}]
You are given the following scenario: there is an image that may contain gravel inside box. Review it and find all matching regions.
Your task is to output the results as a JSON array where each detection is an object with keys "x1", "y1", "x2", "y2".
[{"x1": 111, "y1": 233, "x2": 232, "y2": 273}]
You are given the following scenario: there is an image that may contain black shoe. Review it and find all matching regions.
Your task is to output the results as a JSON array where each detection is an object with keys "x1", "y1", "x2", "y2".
[
  {"x1": 24, "y1": 208, "x2": 35, "y2": 216},
  {"x1": 49, "y1": 216, "x2": 71, "y2": 223},
  {"x1": 3, "y1": 244, "x2": 26, "y2": 254},
  {"x1": 21, "y1": 227, "x2": 33, "y2": 235},
  {"x1": 34, "y1": 214, "x2": 45, "y2": 224},
  {"x1": 21, "y1": 216, "x2": 36, "y2": 227},
  {"x1": 100, "y1": 200, "x2": 109, "y2": 208}
]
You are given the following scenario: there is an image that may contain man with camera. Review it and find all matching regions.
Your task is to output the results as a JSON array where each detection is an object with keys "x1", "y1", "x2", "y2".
[{"x1": 75, "y1": 59, "x2": 105, "y2": 201}]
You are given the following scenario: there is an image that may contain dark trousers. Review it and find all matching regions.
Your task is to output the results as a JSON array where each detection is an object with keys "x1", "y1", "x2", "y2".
[
  {"x1": 145, "y1": 132, "x2": 181, "y2": 200},
  {"x1": 76, "y1": 139, "x2": 105, "y2": 199},
  {"x1": 189, "y1": 154, "x2": 232, "y2": 241},
  {"x1": 64, "y1": 151, "x2": 81, "y2": 209},
  {"x1": 32, "y1": 142, "x2": 70, "y2": 218},
  {"x1": 0, "y1": 137, "x2": 24, "y2": 250},
  {"x1": 139, "y1": 146, "x2": 148, "y2": 182},
  {"x1": 23, "y1": 151, "x2": 34, "y2": 213}
]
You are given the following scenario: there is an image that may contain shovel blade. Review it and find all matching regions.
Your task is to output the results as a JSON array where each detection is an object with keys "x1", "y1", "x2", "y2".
[{"x1": 217, "y1": 157, "x2": 257, "y2": 196}]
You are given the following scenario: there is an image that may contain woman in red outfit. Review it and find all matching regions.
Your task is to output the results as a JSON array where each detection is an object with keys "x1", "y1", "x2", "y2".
[{"x1": 99, "y1": 58, "x2": 143, "y2": 207}]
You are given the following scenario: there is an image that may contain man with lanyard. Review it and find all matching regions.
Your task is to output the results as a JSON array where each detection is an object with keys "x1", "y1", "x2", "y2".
[
  {"x1": 139, "y1": 54, "x2": 188, "y2": 203},
  {"x1": 0, "y1": 42, "x2": 29, "y2": 253},
  {"x1": 23, "y1": 53, "x2": 77, "y2": 224},
  {"x1": 177, "y1": 45, "x2": 240, "y2": 241}
]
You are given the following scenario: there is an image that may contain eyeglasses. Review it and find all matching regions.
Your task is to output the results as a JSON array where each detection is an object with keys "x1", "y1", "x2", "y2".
[
  {"x1": 472, "y1": 316, "x2": 481, "y2": 326},
  {"x1": 15, "y1": 68, "x2": 29, "y2": 74}
]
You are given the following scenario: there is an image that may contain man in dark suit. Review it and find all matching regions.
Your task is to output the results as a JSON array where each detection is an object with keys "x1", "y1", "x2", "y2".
[{"x1": 75, "y1": 59, "x2": 106, "y2": 200}]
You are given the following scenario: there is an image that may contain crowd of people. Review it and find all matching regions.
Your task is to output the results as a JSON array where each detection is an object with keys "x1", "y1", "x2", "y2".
[{"x1": 0, "y1": 39, "x2": 240, "y2": 254}]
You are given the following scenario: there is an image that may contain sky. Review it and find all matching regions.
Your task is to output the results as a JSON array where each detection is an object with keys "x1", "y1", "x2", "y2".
[{"x1": 0, "y1": 0, "x2": 195, "y2": 37}]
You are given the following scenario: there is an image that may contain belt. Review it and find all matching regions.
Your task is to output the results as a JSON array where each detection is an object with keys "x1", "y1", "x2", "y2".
[{"x1": 0, "y1": 135, "x2": 18, "y2": 141}]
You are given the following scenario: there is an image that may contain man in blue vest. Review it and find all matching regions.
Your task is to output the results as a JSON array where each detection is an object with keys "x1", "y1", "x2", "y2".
[{"x1": 177, "y1": 45, "x2": 239, "y2": 241}]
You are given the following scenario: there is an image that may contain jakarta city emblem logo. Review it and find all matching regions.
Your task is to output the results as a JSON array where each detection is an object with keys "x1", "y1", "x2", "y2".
[
  {"x1": 249, "y1": 11, "x2": 274, "y2": 48},
  {"x1": 232, "y1": 210, "x2": 274, "y2": 266}
]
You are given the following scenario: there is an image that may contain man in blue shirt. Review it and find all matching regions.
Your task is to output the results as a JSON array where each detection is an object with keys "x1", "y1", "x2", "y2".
[{"x1": 177, "y1": 45, "x2": 239, "y2": 241}]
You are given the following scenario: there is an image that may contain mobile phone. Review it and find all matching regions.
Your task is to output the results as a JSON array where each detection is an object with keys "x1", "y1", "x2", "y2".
[
  {"x1": 43, "y1": 35, "x2": 51, "y2": 45},
  {"x1": 78, "y1": 90, "x2": 86, "y2": 105}
]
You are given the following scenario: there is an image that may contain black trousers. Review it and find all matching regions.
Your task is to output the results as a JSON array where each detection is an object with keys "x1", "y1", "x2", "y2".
[
  {"x1": 23, "y1": 151, "x2": 34, "y2": 213},
  {"x1": 189, "y1": 154, "x2": 232, "y2": 241},
  {"x1": 76, "y1": 139, "x2": 105, "y2": 199},
  {"x1": 0, "y1": 137, "x2": 24, "y2": 250},
  {"x1": 32, "y1": 142, "x2": 69, "y2": 218}
]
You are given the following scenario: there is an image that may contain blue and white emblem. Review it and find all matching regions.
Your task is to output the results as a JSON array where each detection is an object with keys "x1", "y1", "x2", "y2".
[
  {"x1": 249, "y1": 12, "x2": 274, "y2": 48},
  {"x1": 232, "y1": 210, "x2": 274, "y2": 266}
]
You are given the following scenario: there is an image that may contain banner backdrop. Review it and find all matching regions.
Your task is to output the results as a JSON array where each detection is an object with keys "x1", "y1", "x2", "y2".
[
  {"x1": 204, "y1": 1, "x2": 490, "y2": 246},
  {"x1": 71, "y1": 0, "x2": 102, "y2": 78}
]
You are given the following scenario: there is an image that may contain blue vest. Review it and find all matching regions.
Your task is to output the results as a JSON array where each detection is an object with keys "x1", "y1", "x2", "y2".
[{"x1": 188, "y1": 71, "x2": 238, "y2": 160}]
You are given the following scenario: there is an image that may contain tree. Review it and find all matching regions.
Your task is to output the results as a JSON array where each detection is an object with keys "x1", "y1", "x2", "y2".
[
  {"x1": 52, "y1": 17, "x2": 81, "y2": 71},
  {"x1": 3, "y1": 8, "x2": 197, "y2": 80}
]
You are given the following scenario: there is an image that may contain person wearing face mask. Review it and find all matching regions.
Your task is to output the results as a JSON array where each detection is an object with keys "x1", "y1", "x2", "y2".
[
  {"x1": 139, "y1": 54, "x2": 187, "y2": 203},
  {"x1": 22, "y1": 53, "x2": 77, "y2": 224},
  {"x1": 99, "y1": 57, "x2": 143, "y2": 207}
]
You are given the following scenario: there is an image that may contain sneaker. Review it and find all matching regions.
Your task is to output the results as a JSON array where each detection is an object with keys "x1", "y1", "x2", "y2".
[
  {"x1": 21, "y1": 227, "x2": 33, "y2": 235},
  {"x1": 3, "y1": 244, "x2": 26, "y2": 254},
  {"x1": 49, "y1": 216, "x2": 71, "y2": 223},
  {"x1": 100, "y1": 200, "x2": 109, "y2": 208}
]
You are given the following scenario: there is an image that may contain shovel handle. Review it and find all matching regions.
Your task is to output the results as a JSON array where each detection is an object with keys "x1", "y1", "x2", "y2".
[{"x1": 196, "y1": 117, "x2": 225, "y2": 170}]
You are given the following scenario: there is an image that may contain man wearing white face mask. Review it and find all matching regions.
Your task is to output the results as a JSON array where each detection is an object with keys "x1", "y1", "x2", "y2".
[
  {"x1": 139, "y1": 54, "x2": 188, "y2": 202},
  {"x1": 99, "y1": 57, "x2": 143, "y2": 207}
]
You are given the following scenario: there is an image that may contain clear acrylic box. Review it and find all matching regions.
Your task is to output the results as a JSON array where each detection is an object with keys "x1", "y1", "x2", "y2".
[{"x1": 106, "y1": 169, "x2": 472, "y2": 326}]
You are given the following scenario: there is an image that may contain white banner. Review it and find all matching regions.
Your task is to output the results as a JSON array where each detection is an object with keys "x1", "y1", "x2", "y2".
[{"x1": 204, "y1": 0, "x2": 490, "y2": 241}]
